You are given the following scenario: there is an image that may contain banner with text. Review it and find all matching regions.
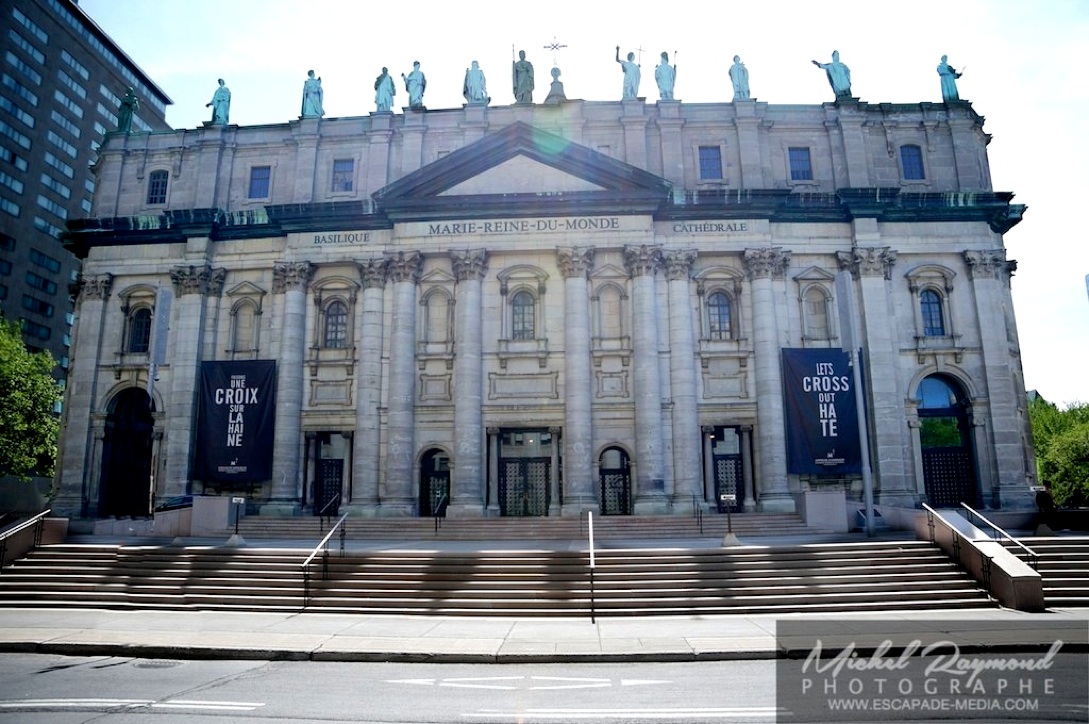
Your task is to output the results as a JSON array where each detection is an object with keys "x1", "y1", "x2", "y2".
[
  {"x1": 195, "y1": 360, "x2": 277, "y2": 483},
  {"x1": 782, "y1": 348, "x2": 861, "y2": 475}
]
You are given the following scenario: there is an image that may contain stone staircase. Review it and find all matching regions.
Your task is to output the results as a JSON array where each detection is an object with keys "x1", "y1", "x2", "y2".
[
  {"x1": 1013, "y1": 536, "x2": 1089, "y2": 608},
  {"x1": 235, "y1": 512, "x2": 817, "y2": 541},
  {"x1": 0, "y1": 540, "x2": 994, "y2": 616}
]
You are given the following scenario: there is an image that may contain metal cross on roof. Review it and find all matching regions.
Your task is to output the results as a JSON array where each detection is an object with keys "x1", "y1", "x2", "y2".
[{"x1": 543, "y1": 36, "x2": 567, "y2": 67}]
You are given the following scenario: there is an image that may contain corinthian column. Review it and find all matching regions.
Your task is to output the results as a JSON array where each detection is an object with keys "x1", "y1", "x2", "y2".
[
  {"x1": 624, "y1": 245, "x2": 669, "y2": 514},
  {"x1": 743, "y1": 247, "x2": 794, "y2": 512},
  {"x1": 663, "y1": 249, "x2": 702, "y2": 507},
  {"x1": 55, "y1": 274, "x2": 113, "y2": 519},
  {"x1": 164, "y1": 263, "x2": 223, "y2": 500},
  {"x1": 351, "y1": 258, "x2": 388, "y2": 514},
  {"x1": 382, "y1": 251, "x2": 422, "y2": 515},
  {"x1": 557, "y1": 247, "x2": 597, "y2": 515},
  {"x1": 963, "y1": 249, "x2": 1033, "y2": 509},
  {"x1": 266, "y1": 261, "x2": 313, "y2": 515},
  {"x1": 448, "y1": 248, "x2": 488, "y2": 517}
]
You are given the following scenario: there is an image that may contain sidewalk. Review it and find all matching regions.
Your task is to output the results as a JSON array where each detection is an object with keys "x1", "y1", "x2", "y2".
[{"x1": 1, "y1": 528, "x2": 1086, "y2": 662}]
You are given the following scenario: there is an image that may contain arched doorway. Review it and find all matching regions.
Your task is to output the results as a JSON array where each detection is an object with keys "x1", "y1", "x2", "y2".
[
  {"x1": 918, "y1": 375, "x2": 979, "y2": 507},
  {"x1": 419, "y1": 448, "x2": 450, "y2": 517},
  {"x1": 599, "y1": 447, "x2": 632, "y2": 515},
  {"x1": 99, "y1": 388, "x2": 154, "y2": 517}
]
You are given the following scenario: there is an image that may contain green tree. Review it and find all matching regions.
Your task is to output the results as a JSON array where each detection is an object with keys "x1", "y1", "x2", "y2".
[
  {"x1": 1030, "y1": 396, "x2": 1089, "y2": 507},
  {"x1": 0, "y1": 319, "x2": 60, "y2": 478}
]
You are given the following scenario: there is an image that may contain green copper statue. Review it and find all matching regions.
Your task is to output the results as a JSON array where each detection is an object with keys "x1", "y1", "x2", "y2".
[
  {"x1": 937, "y1": 55, "x2": 963, "y2": 102},
  {"x1": 512, "y1": 50, "x2": 534, "y2": 104},
  {"x1": 301, "y1": 70, "x2": 323, "y2": 118},
  {"x1": 655, "y1": 52, "x2": 675, "y2": 100},
  {"x1": 206, "y1": 79, "x2": 230, "y2": 124},
  {"x1": 812, "y1": 51, "x2": 851, "y2": 99},
  {"x1": 117, "y1": 87, "x2": 138, "y2": 133},
  {"x1": 402, "y1": 61, "x2": 426, "y2": 110},
  {"x1": 463, "y1": 61, "x2": 489, "y2": 105},
  {"x1": 616, "y1": 46, "x2": 641, "y2": 100},
  {"x1": 374, "y1": 67, "x2": 395, "y2": 112}
]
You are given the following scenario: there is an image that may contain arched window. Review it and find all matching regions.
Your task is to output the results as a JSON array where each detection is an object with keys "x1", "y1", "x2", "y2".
[
  {"x1": 803, "y1": 286, "x2": 830, "y2": 339},
  {"x1": 127, "y1": 307, "x2": 152, "y2": 353},
  {"x1": 146, "y1": 170, "x2": 168, "y2": 204},
  {"x1": 708, "y1": 291, "x2": 732, "y2": 340},
  {"x1": 920, "y1": 289, "x2": 945, "y2": 336},
  {"x1": 900, "y1": 145, "x2": 925, "y2": 181},
  {"x1": 512, "y1": 290, "x2": 535, "y2": 340},
  {"x1": 322, "y1": 300, "x2": 348, "y2": 348}
]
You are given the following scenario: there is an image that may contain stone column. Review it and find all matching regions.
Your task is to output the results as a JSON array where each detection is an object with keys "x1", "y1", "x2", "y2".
[
  {"x1": 836, "y1": 239, "x2": 913, "y2": 506},
  {"x1": 266, "y1": 261, "x2": 313, "y2": 515},
  {"x1": 701, "y1": 426, "x2": 715, "y2": 504},
  {"x1": 351, "y1": 258, "x2": 388, "y2": 513},
  {"x1": 447, "y1": 249, "x2": 488, "y2": 517},
  {"x1": 624, "y1": 245, "x2": 669, "y2": 514},
  {"x1": 54, "y1": 274, "x2": 112, "y2": 519},
  {"x1": 163, "y1": 263, "x2": 221, "y2": 500},
  {"x1": 663, "y1": 249, "x2": 702, "y2": 507},
  {"x1": 743, "y1": 247, "x2": 794, "y2": 512},
  {"x1": 382, "y1": 251, "x2": 422, "y2": 515},
  {"x1": 557, "y1": 247, "x2": 597, "y2": 515},
  {"x1": 549, "y1": 426, "x2": 562, "y2": 515},
  {"x1": 963, "y1": 249, "x2": 1034, "y2": 509},
  {"x1": 740, "y1": 425, "x2": 755, "y2": 511},
  {"x1": 487, "y1": 427, "x2": 500, "y2": 515}
]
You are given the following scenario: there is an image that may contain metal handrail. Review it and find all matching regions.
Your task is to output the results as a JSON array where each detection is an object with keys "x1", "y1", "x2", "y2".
[
  {"x1": 0, "y1": 509, "x2": 51, "y2": 571},
  {"x1": 301, "y1": 511, "x2": 349, "y2": 608},
  {"x1": 433, "y1": 494, "x2": 448, "y2": 534},
  {"x1": 960, "y1": 503, "x2": 1039, "y2": 570},
  {"x1": 922, "y1": 503, "x2": 996, "y2": 599},
  {"x1": 317, "y1": 494, "x2": 342, "y2": 532}
]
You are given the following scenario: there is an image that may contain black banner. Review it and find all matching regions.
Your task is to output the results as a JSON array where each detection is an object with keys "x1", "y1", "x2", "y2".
[
  {"x1": 782, "y1": 348, "x2": 861, "y2": 475},
  {"x1": 195, "y1": 360, "x2": 276, "y2": 483}
]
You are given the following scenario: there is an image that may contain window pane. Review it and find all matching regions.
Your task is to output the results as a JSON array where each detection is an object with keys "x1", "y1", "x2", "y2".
[
  {"x1": 901, "y1": 145, "x2": 925, "y2": 180},
  {"x1": 332, "y1": 159, "x2": 354, "y2": 192},
  {"x1": 248, "y1": 166, "x2": 270, "y2": 199},
  {"x1": 920, "y1": 289, "x2": 945, "y2": 336},
  {"x1": 698, "y1": 146, "x2": 722, "y2": 180},
  {"x1": 147, "y1": 170, "x2": 168, "y2": 204},
  {"x1": 788, "y1": 147, "x2": 813, "y2": 181},
  {"x1": 708, "y1": 292, "x2": 731, "y2": 340},
  {"x1": 323, "y1": 301, "x2": 348, "y2": 348},
  {"x1": 512, "y1": 291, "x2": 535, "y2": 340},
  {"x1": 129, "y1": 308, "x2": 152, "y2": 352},
  {"x1": 804, "y1": 287, "x2": 829, "y2": 339}
]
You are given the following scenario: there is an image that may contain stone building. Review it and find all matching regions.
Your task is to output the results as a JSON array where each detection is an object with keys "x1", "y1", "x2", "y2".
[{"x1": 54, "y1": 93, "x2": 1034, "y2": 524}]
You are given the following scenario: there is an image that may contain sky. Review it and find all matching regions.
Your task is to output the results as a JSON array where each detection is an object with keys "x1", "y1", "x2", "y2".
[{"x1": 78, "y1": 0, "x2": 1089, "y2": 407}]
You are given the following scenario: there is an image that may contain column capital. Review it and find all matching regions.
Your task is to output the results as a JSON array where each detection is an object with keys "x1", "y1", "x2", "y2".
[
  {"x1": 450, "y1": 248, "x2": 489, "y2": 281},
  {"x1": 272, "y1": 261, "x2": 314, "y2": 293},
  {"x1": 662, "y1": 249, "x2": 698, "y2": 281},
  {"x1": 963, "y1": 249, "x2": 1016, "y2": 284},
  {"x1": 623, "y1": 244, "x2": 663, "y2": 277},
  {"x1": 385, "y1": 250, "x2": 423, "y2": 283},
  {"x1": 77, "y1": 273, "x2": 113, "y2": 301},
  {"x1": 357, "y1": 258, "x2": 389, "y2": 290},
  {"x1": 742, "y1": 247, "x2": 790, "y2": 280},
  {"x1": 170, "y1": 264, "x2": 226, "y2": 296},
  {"x1": 487, "y1": 427, "x2": 500, "y2": 435},
  {"x1": 556, "y1": 247, "x2": 595, "y2": 279},
  {"x1": 701, "y1": 425, "x2": 716, "y2": 434},
  {"x1": 207, "y1": 267, "x2": 227, "y2": 296},
  {"x1": 836, "y1": 246, "x2": 897, "y2": 280}
]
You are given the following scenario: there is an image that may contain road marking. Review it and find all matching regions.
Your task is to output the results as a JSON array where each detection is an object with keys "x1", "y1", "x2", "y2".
[
  {"x1": 0, "y1": 699, "x2": 152, "y2": 708},
  {"x1": 529, "y1": 676, "x2": 612, "y2": 690},
  {"x1": 467, "y1": 707, "x2": 779, "y2": 720},
  {"x1": 0, "y1": 698, "x2": 263, "y2": 712},
  {"x1": 388, "y1": 676, "x2": 673, "y2": 691},
  {"x1": 441, "y1": 676, "x2": 525, "y2": 690}
]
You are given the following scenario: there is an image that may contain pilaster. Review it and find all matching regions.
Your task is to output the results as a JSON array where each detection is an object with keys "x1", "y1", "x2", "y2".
[
  {"x1": 350, "y1": 258, "x2": 388, "y2": 513},
  {"x1": 663, "y1": 249, "x2": 702, "y2": 506},
  {"x1": 382, "y1": 251, "x2": 422, "y2": 515}
]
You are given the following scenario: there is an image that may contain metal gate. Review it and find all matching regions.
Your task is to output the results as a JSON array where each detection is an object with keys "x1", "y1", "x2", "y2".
[
  {"x1": 713, "y1": 455, "x2": 743, "y2": 512},
  {"x1": 499, "y1": 458, "x2": 550, "y2": 516},
  {"x1": 922, "y1": 447, "x2": 978, "y2": 507},
  {"x1": 314, "y1": 458, "x2": 343, "y2": 516},
  {"x1": 600, "y1": 467, "x2": 632, "y2": 515},
  {"x1": 419, "y1": 450, "x2": 450, "y2": 517}
]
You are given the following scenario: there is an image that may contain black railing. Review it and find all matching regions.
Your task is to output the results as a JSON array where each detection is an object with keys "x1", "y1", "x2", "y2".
[
  {"x1": 317, "y1": 494, "x2": 342, "y2": 533},
  {"x1": 0, "y1": 509, "x2": 51, "y2": 571},
  {"x1": 433, "y1": 494, "x2": 448, "y2": 535},
  {"x1": 960, "y1": 503, "x2": 1039, "y2": 571},
  {"x1": 301, "y1": 511, "x2": 349, "y2": 608}
]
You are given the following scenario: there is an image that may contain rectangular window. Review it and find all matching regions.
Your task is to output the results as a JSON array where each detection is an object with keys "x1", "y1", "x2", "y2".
[
  {"x1": 12, "y1": 8, "x2": 49, "y2": 44},
  {"x1": 56, "y1": 69, "x2": 86, "y2": 98},
  {"x1": 60, "y1": 50, "x2": 89, "y2": 81},
  {"x1": 22, "y1": 294, "x2": 54, "y2": 317},
  {"x1": 0, "y1": 94, "x2": 35, "y2": 127},
  {"x1": 21, "y1": 318, "x2": 50, "y2": 340},
  {"x1": 901, "y1": 145, "x2": 925, "y2": 181},
  {"x1": 46, "y1": 130, "x2": 77, "y2": 158},
  {"x1": 788, "y1": 147, "x2": 813, "y2": 181},
  {"x1": 96, "y1": 102, "x2": 117, "y2": 126},
  {"x1": 44, "y1": 152, "x2": 74, "y2": 179},
  {"x1": 80, "y1": 198, "x2": 91, "y2": 213},
  {"x1": 29, "y1": 248, "x2": 60, "y2": 272},
  {"x1": 51, "y1": 110, "x2": 81, "y2": 139},
  {"x1": 37, "y1": 194, "x2": 67, "y2": 220},
  {"x1": 0, "y1": 195, "x2": 19, "y2": 217},
  {"x1": 25, "y1": 271, "x2": 57, "y2": 294},
  {"x1": 0, "y1": 170, "x2": 24, "y2": 194},
  {"x1": 248, "y1": 166, "x2": 271, "y2": 199},
  {"x1": 698, "y1": 146, "x2": 723, "y2": 180},
  {"x1": 53, "y1": 89, "x2": 84, "y2": 118},
  {"x1": 0, "y1": 119, "x2": 31, "y2": 149},
  {"x1": 0, "y1": 259, "x2": 10, "y2": 274},
  {"x1": 33, "y1": 216, "x2": 63, "y2": 238},
  {"x1": 8, "y1": 30, "x2": 45, "y2": 65},
  {"x1": 146, "y1": 170, "x2": 168, "y2": 204},
  {"x1": 2, "y1": 72, "x2": 38, "y2": 106},
  {"x1": 6, "y1": 51, "x2": 41, "y2": 85},
  {"x1": 40, "y1": 173, "x2": 71, "y2": 199},
  {"x1": 331, "y1": 159, "x2": 354, "y2": 192},
  {"x1": 0, "y1": 232, "x2": 13, "y2": 250},
  {"x1": 2, "y1": 144, "x2": 28, "y2": 171}
]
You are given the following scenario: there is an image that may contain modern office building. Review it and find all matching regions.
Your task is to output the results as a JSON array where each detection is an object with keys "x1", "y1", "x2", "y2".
[
  {"x1": 54, "y1": 69, "x2": 1035, "y2": 526},
  {"x1": 0, "y1": 0, "x2": 170, "y2": 375}
]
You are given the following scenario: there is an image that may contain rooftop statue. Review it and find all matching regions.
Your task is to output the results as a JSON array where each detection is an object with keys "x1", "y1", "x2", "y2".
[
  {"x1": 616, "y1": 46, "x2": 641, "y2": 100},
  {"x1": 374, "y1": 67, "x2": 395, "y2": 112},
  {"x1": 402, "y1": 61, "x2": 426, "y2": 110},
  {"x1": 729, "y1": 55, "x2": 750, "y2": 100},
  {"x1": 206, "y1": 78, "x2": 230, "y2": 125},
  {"x1": 463, "y1": 61, "x2": 489, "y2": 105},
  {"x1": 811, "y1": 50, "x2": 851, "y2": 99},
  {"x1": 937, "y1": 55, "x2": 963, "y2": 102},
  {"x1": 512, "y1": 50, "x2": 534, "y2": 103},
  {"x1": 117, "y1": 87, "x2": 138, "y2": 133},
  {"x1": 301, "y1": 70, "x2": 324, "y2": 118},
  {"x1": 654, "y1": 51, "x2": 676, "y2": 100}
]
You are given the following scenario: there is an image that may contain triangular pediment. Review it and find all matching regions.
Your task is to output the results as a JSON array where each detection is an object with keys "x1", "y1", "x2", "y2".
[{"x1": 374, "y1": 122, "x2": 671, "y2": 221}]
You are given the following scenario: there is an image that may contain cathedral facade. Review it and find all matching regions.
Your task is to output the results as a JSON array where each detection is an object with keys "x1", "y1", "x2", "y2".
[{"x1": 54, "y1": 95, "x2": 1034, "y2": 524}]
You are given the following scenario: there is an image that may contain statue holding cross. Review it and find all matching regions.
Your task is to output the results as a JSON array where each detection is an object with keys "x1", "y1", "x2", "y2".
[{"x1": 616, "y1": 46, "x2": 641, "y2": 100}]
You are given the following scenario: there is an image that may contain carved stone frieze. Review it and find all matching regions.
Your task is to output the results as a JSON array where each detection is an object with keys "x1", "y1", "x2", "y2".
[
  {"x1": 623, "y1": 244, "x2": 663, "y2": 277},
  {"x1": 556, "y1": 247, "x2": 595, "y2": 279},
  {"x1": 742, "y1": 247, "x2": 790, "y2": 280},
  {"x1": 78, "y1": 273, "x2": 113, "y2": 301},
  {"x1": 385, "y1": 251, "x2": 423, "y2": 284},
  {"x1": 836, "y1": 246, "x2": 898, "y2": 280},
  {"x1": 272, "y1": 261, "x2": 314, "y2": 294},
  {"x1": 450, "y1": 248, "x2": 489, "y2": 281},
  {"x1": 170, "y1": 264, "x2": 226, "y2": 296}
]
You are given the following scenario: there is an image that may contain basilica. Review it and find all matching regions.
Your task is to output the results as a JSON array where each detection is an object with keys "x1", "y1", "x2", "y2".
[{"x1": 53, "y1": 73, "x2": 1035, "y2": 526}]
